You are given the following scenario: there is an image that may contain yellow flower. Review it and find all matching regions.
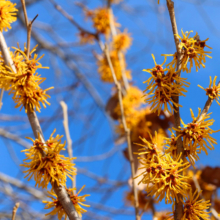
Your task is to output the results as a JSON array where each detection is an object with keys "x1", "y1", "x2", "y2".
[
  {"x1": 143, "y1": 55, "x2": 189, "y2": 115},
  {"x1": 135, "y1": 153, "x2": 191, "y2": 204},
  {"x1": 113, "y1": 30, "x2": 132, "y2": 52},
  {"x1": 21, "y1": 130, "x2": 76, "y2": 189},
  {"x1": 113, "y1": 86, "x2": 143, "y2": 117},
  {"x1": 92, "y1": 8, "x2": 110, "y2": 34},
  {"x1": 198, "y1": 76, "x2": 220, "y2": 105},
  {"x1": 43, "y1": 186, "x2": 90, "y2": 219},
  {"x1": 135, "y1": 131, "x2": 161, "y2": 163},
  {"x1": 172, "y1": 108, "x2": 219, "y2": 163},
  {"x1": 0, "y1": 46, "x2": 53, "y2": 112},
  {"x1": 89, "y1": 8, "x2": 119, "y2": 35},
  {"x1": 97, "y1": 51, "x2": 131, "y2": 83},
  {"x1": 164, "y1": 30, "x2": 212, "y2": 73},
  {"x1": 115, "y1": 107, "x2": 152, "y2": 139},
  {"x1": 182, "y1": 190, "x2": 211, "y2": 220},
  {"x1": 0, "y1": 0, "x2": 17, "y2": 32},
  {"x1": 165, "y1": 129, "x2": 199, "y2": 166}
]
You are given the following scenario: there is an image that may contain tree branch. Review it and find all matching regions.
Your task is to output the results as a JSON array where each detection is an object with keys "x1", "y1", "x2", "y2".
[
  {"x1": 166, "y1": 0, "x2": 184, "y2": 219},
  {"x1": 104, "y1": 44, "x2": 140, "y2": 220},
  {"x1": 197, "y1": 81, "x2": 220, "y2": 122}
]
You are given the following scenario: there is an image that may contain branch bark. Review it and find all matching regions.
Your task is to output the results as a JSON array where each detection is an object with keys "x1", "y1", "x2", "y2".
[
  {"x1": 104, "y1": 44, "x2": 140, "y2": 220},
  {"x1": 166, "y1": 0, "x2": 184, "y2": 219},
  {"x1": 12, "y1": 202, "x2": 20, "y2": 220}
]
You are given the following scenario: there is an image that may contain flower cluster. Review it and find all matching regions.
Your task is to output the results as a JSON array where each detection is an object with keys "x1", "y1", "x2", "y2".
[
  {"x1": 0, "y1": 0, "x2": 17, "y2": 32},
  {"x1": 85, "y1": 7, "x2": 119, "y2": 36},
  {"x1": 164, "y1": 30, "x2": 212, "y2": 73},
  {"x1": 134, "y1": 131, "x2": 160, "y2": 162},
  {"x1": 135, "y1": 134, "x2": 191, "y2": 204},
  {"x1": 143, "y1": 54, "x2": 190, "y2": 115},
  {"x1": 181, "y1": 190, "x2": 211, "y2": 220},
  {"x1": 0, "y1": 45, "x2": 53, "y2": 112},
  {"x1": 166, "y1": 108, "x2": 219, "y2": 165},
  {"x1": 115, "y1": 101, "x2": 171, "y2": 146},
  {"x1": 113, "y1": 86, "x2": 143, "y2": 118},
  {"x1": 97, "y1": 51, "x2": 131, "y2": 83},
  {"x1": 198, "y1": 76, "x2": 220, "y2": 105},
  {"x1": 43, "y1": 186, "x2": 90, "y2": 219},
  {"x1": 113, "y1": 30, "x2": 132, "y2": 52},
  {"x1": 136, "y1": 3, "x2": 215, "y2": 220},
  {"x1": 21, "y1": 130, "x2": 90, "y2": 217},
  {"x1": 21, "y1": 130, "x2": 76, "y2": 188}
]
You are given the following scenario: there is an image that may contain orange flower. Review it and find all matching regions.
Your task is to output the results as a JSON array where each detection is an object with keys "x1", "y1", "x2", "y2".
[
  {"x1": 182, "y1": 190, "x2": 211, "y2": 220},
  {"x1": 43, "y1": 186, "x2": 90, "y2": 219},
  {"x1": 0, "y1": 45, "x2": 53, "y2": 112},
  {"x1": 113, "y1": 30, "x2": 132, "y2": 52},
  {"x1": 97, "y1": 51, "x2": 131, "y2": 83},
  {"x1": 198, "y1": 76, "x2": 220, "y2": 105},
  {"x1": 0, "y1": 0, "x2": 17, "y2": 32},
  {"x1": 163, "y1": 30, "x2": 212, "y2": 73},
  {"x1": 143, "y1": 55, "x2": 189, "y2": 115},
  {"x1": 135, "y1": 153, "x2": 190, "y2": 204},
  {"x1": 21, "y1": 130, "x2": 76, "y2": 189}
]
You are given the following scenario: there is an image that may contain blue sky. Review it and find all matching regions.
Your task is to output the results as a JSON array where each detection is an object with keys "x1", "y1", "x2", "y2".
[{"x1": 1, "y1": 0, "x2": 220, "y2": 219}]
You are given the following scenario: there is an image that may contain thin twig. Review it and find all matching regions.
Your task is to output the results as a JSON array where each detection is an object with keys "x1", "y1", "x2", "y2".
[
  {"x1": 0, "y1": 31, "x2": 17, "y2": 109},
  {"x1": 104, "y1": 44, "x2": 140, "y2": 220},
  {"x1": 12, "y1": 202, "x2": 20, "y2": 220},
  {"x1": 60, "y1": 101, "x2": 75, "y2": 190},
  {"x1": 20, "y1": 0, "x2": 28, "y2": 27},
  {"x1": 20, "y1": 0, "x2": 39, "y2": 58},
  {"x1": 107, "y1": 0, "x2": 129, "y2": 91},
  {"x1": 166, "y1": 0, "x2": 184, "y2": 219},
  {"x1": 26, "y1": 14, "x2": 38, "y2": 58},
  {"x1": 0, "y1": 128, "x2": 30, "y2": 149},
  {"x1": 49, "y1": 0, "x2": 96, "y2": 37},
  {"x1": 197, "y1": 81, "x2": 220, "y2": 122}
]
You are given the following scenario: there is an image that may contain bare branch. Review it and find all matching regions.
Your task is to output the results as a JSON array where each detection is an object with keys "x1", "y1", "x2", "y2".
[
  {"x1": 0, "y1": 32, "x2": 16, "y2": 109},
  {"x1": 166, "y1": 0, "x2": 184, "y2": 219},
  {"x1": 104, "y1": 44, "x2": 140, "y2": 220},
  {"x1": 107, "y1": 0, "x2": 129, "y2": 91},
  {"x1": 49, "y1": 0, "x2": 96, "y2": 37},
  {"x1": 0, "y1": 128, "x2": 30, "y2": 149},
  {"x1": 60, "y1": 101, "x2": 75, "y2": 189},
  {"x1": 12, "y1": 203, "x2": 20, "y2": 220}
]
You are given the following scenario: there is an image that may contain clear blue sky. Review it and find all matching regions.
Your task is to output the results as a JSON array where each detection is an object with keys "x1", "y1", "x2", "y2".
[{"x1": 1, "y1": 0, "x2": 220, "y2": 219}]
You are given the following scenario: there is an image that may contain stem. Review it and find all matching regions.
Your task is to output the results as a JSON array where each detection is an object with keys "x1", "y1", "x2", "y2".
[
  {"x1": 166, "y1": 0, "x2": 184, "y2": 219},
  {"x1": 0, "y1": 31, "x2": 17, "y2": 109},
  {"x1": 104, "y1": 44, "x2": 140, "y2": 220},
  {"x1": 60, "y1": 101, "x2": 75, "y2": 191},
  {"x1": 107, "y1": 0, "x2": 129, "y2": 91},
  {"x1": 12, "y1": 202, "x2": 19, "y2": 220},
  {"x1": 197, "y1": 81, "x2": 220, "y2": 122}
]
